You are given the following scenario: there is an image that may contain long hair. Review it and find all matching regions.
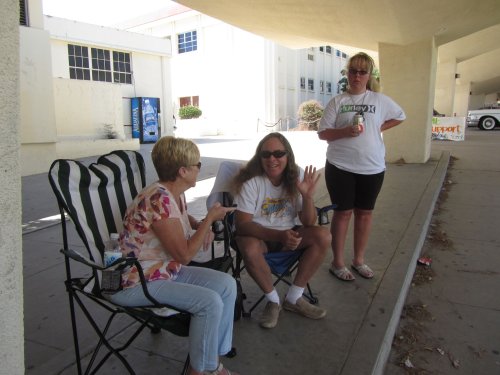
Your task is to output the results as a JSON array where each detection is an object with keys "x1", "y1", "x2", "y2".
[
  {"x1": 348, "y1": 52, "x2": 380, "y2": 93},
  {"x1": 233, "y1": 132, "x2": 299, "y2": 198}
]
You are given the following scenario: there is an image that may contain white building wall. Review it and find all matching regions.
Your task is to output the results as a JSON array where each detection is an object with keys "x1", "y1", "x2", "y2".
[{"x1": 125, "y1": 10, "x2": 351, "y2": 136}]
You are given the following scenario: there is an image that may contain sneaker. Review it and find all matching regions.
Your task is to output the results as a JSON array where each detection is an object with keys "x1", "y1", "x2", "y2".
[
  {"x1": 283, "y1": 297, "x2": 326, "y2": 319},
  {"x1": 259, "y1": 301, "x2": 281, "y2": 328}
]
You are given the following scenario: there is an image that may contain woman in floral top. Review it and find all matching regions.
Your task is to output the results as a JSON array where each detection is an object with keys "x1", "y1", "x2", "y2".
[{"x1": 109, "y1": 136, "x2": 239, "y2": 375}]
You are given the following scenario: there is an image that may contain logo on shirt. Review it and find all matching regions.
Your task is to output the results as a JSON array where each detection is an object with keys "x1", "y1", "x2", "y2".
[
  {"x1": 340, "y1": 104, "x2": 376, "y2": 114},
  {"x1": 261, "y1": 198, "x2": 293, "y2": 219}
]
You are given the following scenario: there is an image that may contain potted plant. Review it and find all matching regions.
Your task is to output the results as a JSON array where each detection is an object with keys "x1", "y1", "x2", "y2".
[
  {"x1": 297, "y1": 100, "x2": 324, "y2": 131},
  {"x1": 178, "y1": 105, "x2": 202, "y2": 119}
]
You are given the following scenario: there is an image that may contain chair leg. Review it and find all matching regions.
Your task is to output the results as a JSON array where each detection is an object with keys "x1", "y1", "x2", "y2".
[
  {"x1": 66, "y1": 287, "x2": 83, "y2": 375},
  {"x1": 72, "y1": 292, "x2": 136, "y2": 374},
  {"x1": 182, "y1": 354, "x2": 190, "y2": 375}
]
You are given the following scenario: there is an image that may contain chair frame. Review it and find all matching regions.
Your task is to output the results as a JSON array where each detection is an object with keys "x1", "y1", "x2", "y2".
[{"x1": 49, "y1": 150, "x2": 191, "y2": 375}]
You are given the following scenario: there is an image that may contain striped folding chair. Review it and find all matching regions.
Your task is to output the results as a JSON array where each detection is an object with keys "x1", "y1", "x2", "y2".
[{"x1": 48, "y1": 150, "x2": 190, "y2": 375}]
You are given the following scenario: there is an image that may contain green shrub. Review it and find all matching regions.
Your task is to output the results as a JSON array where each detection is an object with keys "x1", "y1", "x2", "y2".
[
  {"x1": 297, "y1": 100, "x2": 324, "y2": 131},
  {"x1": 179, "y1": 105, "x2": 202, "y2": 119}
]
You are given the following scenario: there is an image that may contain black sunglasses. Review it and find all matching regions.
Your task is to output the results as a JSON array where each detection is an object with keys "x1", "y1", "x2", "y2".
[
  {"x1": 348, "y1": 68, "x2": 369, "y2": 76},
  {"x1": 190, "y1": 162, "x2": 202, "y2": 169},
  {"x1": 260, "y1": 150, "x2": 288, "y2": 159}
]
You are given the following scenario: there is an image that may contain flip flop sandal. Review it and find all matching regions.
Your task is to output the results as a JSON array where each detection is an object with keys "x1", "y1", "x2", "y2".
[
  {"x1": 351, "y1": 264, "x2": 374, "y2": 279},
  {"x1": 329, "y1": 266, "x2": 355, "y2": 281}
]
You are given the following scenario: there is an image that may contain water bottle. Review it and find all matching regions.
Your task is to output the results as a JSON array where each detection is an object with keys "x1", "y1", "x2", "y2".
[
  {"x1": 104, "y1": 233, "x2": 122, "y2": 267},
  {"x1": 143, "y1": 99, "x2": 156, "y2": 132}
]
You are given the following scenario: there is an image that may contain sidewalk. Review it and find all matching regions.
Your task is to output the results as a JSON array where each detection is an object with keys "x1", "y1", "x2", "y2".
[{"x1": 23, "y1": 131, "x2": 455, "y2": 374}]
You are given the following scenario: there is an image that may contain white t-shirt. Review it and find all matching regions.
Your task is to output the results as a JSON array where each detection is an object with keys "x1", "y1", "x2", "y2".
[
  {"x1": 318, "y1": 90, "x2": 406, "y2": 174},
  {"x1": 234, "y1": 170, "x2": 304, "y2": 230}
]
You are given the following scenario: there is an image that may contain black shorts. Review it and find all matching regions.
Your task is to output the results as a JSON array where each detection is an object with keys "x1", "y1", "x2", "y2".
[{"x1": 325, "y1": 161, "x2": 384, "y2": 211}]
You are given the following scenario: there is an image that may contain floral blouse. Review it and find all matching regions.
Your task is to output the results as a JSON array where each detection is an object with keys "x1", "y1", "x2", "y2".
[{"x1": 119, "y1": 182, "x2": 192, "y2": 289}]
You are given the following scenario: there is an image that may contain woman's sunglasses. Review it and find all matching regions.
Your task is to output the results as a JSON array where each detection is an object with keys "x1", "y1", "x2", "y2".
[
  {"x1": 189, "y1": 162, "x2": 202, "y2": 169},
  {"x1": 348, "y1": 68, "x2": 369, "y2": 76},
  {"x1": 259, "y1": 150, "x2": 288, "y2": 159}
]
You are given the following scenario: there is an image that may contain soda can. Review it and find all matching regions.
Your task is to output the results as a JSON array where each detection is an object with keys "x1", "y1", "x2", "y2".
[{"x1": 353, "y1": 113, "x2": 364, "y2": 132}]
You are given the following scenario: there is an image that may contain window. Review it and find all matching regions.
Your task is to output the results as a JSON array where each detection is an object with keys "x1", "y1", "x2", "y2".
[
  {"x1": 68, "y1": 44, "x2": 132, "y2": 84},
  {"x1": 325, "y1": 45, "x2": 332, "y2": 54},
  {"x1": 342, "y1": 52, "x2": 347, "y2": 58},
  {"x1": 326, "y1": 82, "x2": 332, "y2": 94},
  {"x1": 178, "y1": 31, "x2": 197, "y2": 54},
  {"x1": 179, "y1": 96, "x2": 199, "y2": 107},
  {"x1": 308, "y1": 79, "x2": 314, "y2": 91},
  {"x1": 320, "y1": 80, "x2": 324, "y2": 94},
  {"x1": 19, "y1": 0, "x2": 28, "y2": 26},
  {"x1": 113, "y1": 51, "x2": 132, "y2": 84},
  {"x1": 68, "y1": 44, "x2": 90, "y2": 81},
  {"x1": 336, "y1": 50, "x2": 341, "y2": 57},
  {"x1": 300, "y1": 77, "x2": 305, "y2": 90},
  {"x1": 319, "y1": 46, "x2": 324, "y2": 52},
  {"x1": 307, "y1": 54, "x2": 314, "y2": 61},
  {"x1": 91, "y1": 48, "x2": 112, "y2": 82}
]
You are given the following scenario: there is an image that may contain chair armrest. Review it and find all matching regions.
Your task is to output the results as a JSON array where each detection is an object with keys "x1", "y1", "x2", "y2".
[{"x1": 60, "y1": 248, "x2": 136, "y2": 270}]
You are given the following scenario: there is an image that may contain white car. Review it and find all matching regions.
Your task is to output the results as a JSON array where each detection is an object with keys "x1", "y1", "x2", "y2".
[{"x1": 466, "y1": 106, "x2": 500, "y2": 130}]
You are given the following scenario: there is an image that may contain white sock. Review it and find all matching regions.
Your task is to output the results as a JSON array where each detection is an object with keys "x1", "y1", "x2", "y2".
[
  {"x1": 265, "y1": 289, "x2": 280, "y2": 304},
  {"x1": 285, "y1": 285, "x2": 304, "y2": 304}
]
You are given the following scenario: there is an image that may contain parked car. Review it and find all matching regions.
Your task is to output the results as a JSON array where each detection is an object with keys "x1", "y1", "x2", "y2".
[{"x1": 466, "y1": 106, "x2": 500, "y2": 130}]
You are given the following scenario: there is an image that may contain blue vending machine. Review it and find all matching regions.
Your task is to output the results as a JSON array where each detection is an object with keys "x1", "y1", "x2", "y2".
[{"x1": 131, "y1": 97, "x2": 161, "y2": 143}]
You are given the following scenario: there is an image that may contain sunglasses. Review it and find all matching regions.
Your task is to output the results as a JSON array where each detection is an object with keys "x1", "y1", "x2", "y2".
[
  {"x1": 190, "y1": 162, "x2": 202, "y2": 169},
  {"x1": 260, "y1": 150, "x2": 288, "y2": 159},
  {"x1": 348, "y1": 68, "x2": 369, "y2": 76}
]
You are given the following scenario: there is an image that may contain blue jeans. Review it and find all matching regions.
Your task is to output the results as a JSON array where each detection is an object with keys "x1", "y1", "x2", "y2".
[{"x1": 109, "y1": 265, "x2": 236, "y2": 372}]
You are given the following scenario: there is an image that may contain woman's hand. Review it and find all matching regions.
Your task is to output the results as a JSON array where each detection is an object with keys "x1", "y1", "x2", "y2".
[
  {"x1": 297, "y1": 165, "x2": 320, "y2": 199},
  {"x1": 281, "y1": 229, "x2": 302, "y2": 251},
  {"x1": 205, "y1": 202, "x2": 236, "y2": 224},
  {"x1": 349, "y1": 124, "x2": 363, "y2": 137}
]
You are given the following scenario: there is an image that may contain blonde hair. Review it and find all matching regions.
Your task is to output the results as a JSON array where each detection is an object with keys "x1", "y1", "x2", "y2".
[
  {"x1": 348, "y1": 52, "x2": 380, "y2": 92},
  {"x1": 151, "y1": 136, "x2": 200, "y2": 181}
]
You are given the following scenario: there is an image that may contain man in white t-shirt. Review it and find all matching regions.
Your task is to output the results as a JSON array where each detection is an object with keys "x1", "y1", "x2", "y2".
[{"x1": 233, "y1": 132, "x2": 330, "y2": 329}]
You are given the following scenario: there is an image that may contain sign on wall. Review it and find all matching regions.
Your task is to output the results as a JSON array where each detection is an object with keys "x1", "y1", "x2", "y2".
[{"x1": 431, "y1": 117, "x2": 465, "y2": 141}]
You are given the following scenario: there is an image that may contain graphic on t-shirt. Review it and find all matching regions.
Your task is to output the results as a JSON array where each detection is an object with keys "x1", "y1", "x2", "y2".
[
  {"x1": 340, "y1": 104, "x2": 376, "y2": 114},
  {"x1": 261, "y1": 197, "x2": 293, "y2": 219}
]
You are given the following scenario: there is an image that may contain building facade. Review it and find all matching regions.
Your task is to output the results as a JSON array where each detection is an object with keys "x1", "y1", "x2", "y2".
[{"x1": 123, "y1": 6, "x2": 351, "y2": 136}]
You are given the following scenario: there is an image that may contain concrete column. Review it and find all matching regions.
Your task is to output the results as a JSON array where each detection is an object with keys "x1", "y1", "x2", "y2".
[
  {"x1": 379, "y1": 38, "x2": 437, "y2": 163},
  {"x1": 454, "y1": 81, "x2": 472, "y2": 117},
  {"x1": 435, "y1": 59, "x2": 457, "y2": 116},
  {"x1": 0, "y1": 0, "x2": 24, "y2": 374}
]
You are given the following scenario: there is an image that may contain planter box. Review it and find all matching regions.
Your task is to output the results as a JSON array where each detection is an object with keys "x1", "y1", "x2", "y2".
[{"x1": 174, "y1": 118, "x2": 218, "y2": 137}]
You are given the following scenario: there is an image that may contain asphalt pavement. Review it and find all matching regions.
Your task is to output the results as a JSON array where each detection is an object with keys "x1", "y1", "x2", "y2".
[{"x1": 22, "y1": 129, "x2": 499, "y2": 374}]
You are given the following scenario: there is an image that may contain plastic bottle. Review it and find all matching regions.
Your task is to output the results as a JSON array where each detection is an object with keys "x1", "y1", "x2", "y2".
[
  {"x1": 103, "y1": 233, "x2": 122, "y2": 267},
  {"x1": 143, "y1": 99, "x2": 156, "y2": 130}
]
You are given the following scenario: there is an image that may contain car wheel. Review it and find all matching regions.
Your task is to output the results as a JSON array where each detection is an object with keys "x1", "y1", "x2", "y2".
[{"x1": 478, "y1": 116, "x2": 497, "y2": 130}]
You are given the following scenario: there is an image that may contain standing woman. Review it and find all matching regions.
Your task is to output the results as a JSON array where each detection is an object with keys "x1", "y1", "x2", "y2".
[
  {"x1": 317, "y1": 52, "x2": 406, "y2": 281},
  {"x1": 110, "y1": 136, "x2": 239, "y2": 375}
]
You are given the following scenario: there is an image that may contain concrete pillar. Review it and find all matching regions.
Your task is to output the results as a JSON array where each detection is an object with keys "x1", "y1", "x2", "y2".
[
  {"x1": 0, "y1": 0, "x2": 24, "y2": 373},
  {"x1": 435, "y1": 59, "x2": 457, "y2": 116},
  {"x1": 379, "y1": 38, "x2": 437, "y2": 163},
  {"x1": 454, "y1": 81, "x2": 472, "y2": 117}
]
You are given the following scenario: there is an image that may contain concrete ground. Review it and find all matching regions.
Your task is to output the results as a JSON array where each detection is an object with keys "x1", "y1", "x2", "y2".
[{"x1": 22, "y1": 129, "x2": 499, "y2": 374}]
